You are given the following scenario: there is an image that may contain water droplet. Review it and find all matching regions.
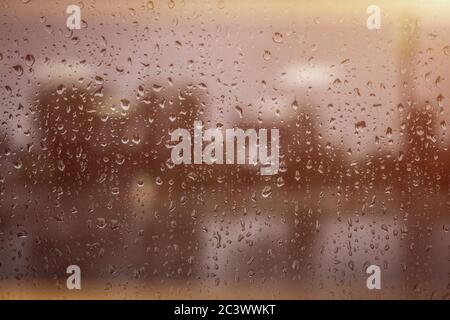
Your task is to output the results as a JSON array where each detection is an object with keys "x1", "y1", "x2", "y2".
[
  {"x1": 272, "y1": 32, "x2": 283, "y2": 44},
  {"x1": 444, "y1": 46, "x2": 450, "y2": 56},
  {"x1": 262, "y1": 50, "x2": 271, "y2": 61},
  {"x1": 152, "y1": 84, "x2": 162, "y2": 92},
  {"x1": 95, "y1": 76, "x2": 104, "y2": 84},
  {"x1": 197, "y1": 83, "x2": 208, "y2": 90},
  {"x1": 57, "y1": 160, "x2": 65, "y2": 172},
  {"x1": 120, "y1": 99, "x2": 130, "y2": 111},
  {"x1": 416, "y1": 126, "x2": 424, "y2": 136},
  {"x1": 355, "y1": 121, "x2": 366, "y2": 131},
  {"x1": 115, "y1": 154, "x2": 125, "y2": 165},
  {"x1": 12, "y1": 65, "x2": 23, "y2": 76},
  {"x1": 132, "y1": 134, "x2": 141, "y2": 145},
  {"x1": 437, "y1": 94, "x2": 444, "y2": 107},
  {"x1": 44, "y1": 24, "x2": 53, "y2": 34},
  {"x1": 276, "y1": 176, "x2": 285, "y2": 187},
  {"x1": 25, "y1": 54, "x2": 35, "y2": 67},
  {"x1": 13, "y1": 158, "x2": 23, "y2": 169},
  {"x1": 386, "y1": 127, "x2": 393, "y2": 138},
  {"x1": 96, "y1": 218, "x2": 107, "y2": 229},
  {"x1": 261, "y1": 186, "x2": 272, "y2": 198},
  {"x1": 234, "y1": 105, "x2": 243, "y2": 118},
  {"x1": 56, "y1": 84, "x2": 66, "y2": 95}
]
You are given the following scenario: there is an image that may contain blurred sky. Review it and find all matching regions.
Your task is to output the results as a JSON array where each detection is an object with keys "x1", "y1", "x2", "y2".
[{"x1": 1, "y1": 0, "x2": 450, "y2": 157}]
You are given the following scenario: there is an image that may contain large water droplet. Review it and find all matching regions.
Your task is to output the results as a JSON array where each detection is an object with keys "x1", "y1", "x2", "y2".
[{"x1": 12, "y1": 65, "x2": 24, "y2": 76}]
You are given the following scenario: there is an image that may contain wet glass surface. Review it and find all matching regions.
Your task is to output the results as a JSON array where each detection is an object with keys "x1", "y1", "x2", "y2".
[{"x1": 0, "y1": 0, "x2": 450, "y2": 299}]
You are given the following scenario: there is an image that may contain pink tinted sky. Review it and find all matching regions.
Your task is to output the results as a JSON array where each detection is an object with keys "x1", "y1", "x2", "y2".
[{"x1": 1, "y1": 0, "x2": 450, "y2": 157}]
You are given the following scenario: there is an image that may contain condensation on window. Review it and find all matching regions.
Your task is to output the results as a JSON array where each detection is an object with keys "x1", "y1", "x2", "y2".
[{"x1": 0, "y1": 0, "x2": 449, "y2": 299}]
